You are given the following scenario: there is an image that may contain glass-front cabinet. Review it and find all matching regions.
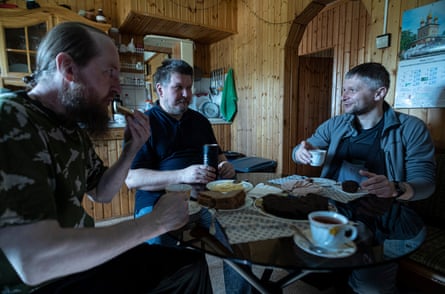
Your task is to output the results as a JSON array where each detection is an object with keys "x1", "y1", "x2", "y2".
[
  {"x1": 0, "y1": 7, "x2": 110, "y2": 88},
  {"x1": 0, "y1": 12, "x2": 51, "y2": 87}
]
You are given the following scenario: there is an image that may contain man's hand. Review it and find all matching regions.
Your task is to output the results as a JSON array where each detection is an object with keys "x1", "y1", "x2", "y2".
[
  {"x1": 294, "y1": 140, "x2": 316, "y2": 165},
  {"x1": 359, "y1": 170, "x2": 396, "y2": 198},
  {"x1": 353, "y1": 170, "x2": 397, "y2": 217},
  {"x1": 123, "y1": 110, "x2": 151, "y2": 154},
  {"x1": 218, "y1": 161, "x2": 236, "y2": 179},
  {"x1": 180, "y1": 165, "x2": 216, "y2": 184}
]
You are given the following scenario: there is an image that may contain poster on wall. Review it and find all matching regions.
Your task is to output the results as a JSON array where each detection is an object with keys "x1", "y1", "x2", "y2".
[{"x1": 394, "y1": 0, "x2": 445, "y2": 108}]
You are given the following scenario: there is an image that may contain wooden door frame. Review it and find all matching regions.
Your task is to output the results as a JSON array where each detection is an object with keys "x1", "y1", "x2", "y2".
[{"x1": 282, "y1": 0, "x2": 336, "y2": 175}]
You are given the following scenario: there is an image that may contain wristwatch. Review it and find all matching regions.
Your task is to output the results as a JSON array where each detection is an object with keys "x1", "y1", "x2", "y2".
[{"x1": 393, "y1": 181, "x2": 405, "y2": 197}]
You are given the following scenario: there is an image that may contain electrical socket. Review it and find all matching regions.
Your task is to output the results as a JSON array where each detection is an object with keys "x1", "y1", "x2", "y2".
[{"x1": 376, "y1": 34, "x2": 391, "y2": 49}]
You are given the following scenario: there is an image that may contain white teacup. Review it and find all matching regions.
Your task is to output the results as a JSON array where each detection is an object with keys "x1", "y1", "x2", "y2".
[
  {"x1": 308, "y1": 211, "x2": 357, "y2": 250},
  {"x1": 309, "y1": 149, "x2": 327, "y2": 166}
]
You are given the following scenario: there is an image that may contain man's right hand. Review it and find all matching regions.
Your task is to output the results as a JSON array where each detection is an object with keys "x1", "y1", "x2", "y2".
[
  {"x1": 181, "y1": 164, "x2": 216, "y2": 184},
  {"x1": 294, "y1": 140, "x2": 315, "y2": 165}
]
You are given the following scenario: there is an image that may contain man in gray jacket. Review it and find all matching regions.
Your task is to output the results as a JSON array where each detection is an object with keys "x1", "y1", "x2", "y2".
[{"x1": 293, "y1": 62, "x2": 436, "y2": 293}]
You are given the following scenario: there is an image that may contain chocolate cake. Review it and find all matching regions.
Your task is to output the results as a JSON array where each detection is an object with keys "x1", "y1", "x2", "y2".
[
  {"x1": 261, "y1": 194, "x2": 328, "y2": 220},
  {"x1": 198, "y1": 190, "x2": 246, "y2": 209},
  {"x1": 341, "y1": 180, "x2": 359, "y2": 193}
]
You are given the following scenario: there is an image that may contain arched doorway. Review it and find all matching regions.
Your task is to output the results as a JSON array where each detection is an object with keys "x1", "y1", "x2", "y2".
[
  {"x1": 281, "y1": 0, "x2": 336, "y2": 176},
  {"x1": 281, "y1": 0, "x2": 370, "y2": 176}
]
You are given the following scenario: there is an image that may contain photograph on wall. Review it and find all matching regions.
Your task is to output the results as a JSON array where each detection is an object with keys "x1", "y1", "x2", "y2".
[{"x1": 395, "y1": 0, "x2": 445, "y2": 108}]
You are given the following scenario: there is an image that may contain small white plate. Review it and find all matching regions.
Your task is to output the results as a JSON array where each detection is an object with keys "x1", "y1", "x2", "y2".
[
  {"x1": 206, "y1": 180, "x2": 253, "y2": 193},
  {"x1": 219, "y1": 197, "x2": 254, "y2": 212},
  {"x1": 188, "y1": 201, "x2": 202, "y2": 215},
  {"x1": 332, "y1": 183, "x2": 368, "y2": 198},
  {"x1": 293, "y1": 228, "x2": 357, "y2": 258}
]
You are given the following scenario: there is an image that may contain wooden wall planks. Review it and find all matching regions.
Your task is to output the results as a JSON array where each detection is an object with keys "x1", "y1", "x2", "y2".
[{"x1": 81, "y1": 129, "x2": 136, "y2": 220}]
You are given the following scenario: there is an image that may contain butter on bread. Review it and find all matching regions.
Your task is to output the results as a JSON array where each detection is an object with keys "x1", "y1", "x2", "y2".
[
  {"x1": 114, "y1": 104, "x2": 133, "y2": 116},
  {"x1": 198, "y1": 190, "x2": 246, "y2": 210}
]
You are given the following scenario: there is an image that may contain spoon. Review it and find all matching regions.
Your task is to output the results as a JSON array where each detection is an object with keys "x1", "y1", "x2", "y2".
[{"x1": 289, "y1": 224, "x2": 329, "y2": 255}]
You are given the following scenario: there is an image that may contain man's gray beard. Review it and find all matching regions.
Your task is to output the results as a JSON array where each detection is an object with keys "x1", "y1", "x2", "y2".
[{"x1": 60, "y1": 83, "x2": 110, "y2": 136}]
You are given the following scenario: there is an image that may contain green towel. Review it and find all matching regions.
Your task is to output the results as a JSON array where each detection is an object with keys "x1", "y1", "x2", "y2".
[{"x1": 220, "y1": 68, "x2": 237, "y2": 122}]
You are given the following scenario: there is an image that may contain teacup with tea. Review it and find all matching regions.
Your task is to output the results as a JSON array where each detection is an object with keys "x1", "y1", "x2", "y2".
[
  {"x1": 309, "y1": 149, "x2": 327, "y2": 166},
  {"x1": 308, "y1": 210, "x2": 357, "y2": 250}
]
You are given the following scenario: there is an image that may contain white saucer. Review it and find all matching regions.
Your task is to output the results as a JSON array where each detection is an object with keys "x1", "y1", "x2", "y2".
[
  {"x1": 219, "y1": 197, "x2": 254, "y2": 212},
  {"x1": 188, "y1": 201, "x2": 202, "y2": 215},
  {"x1": 293, "y1": 228, "x2": 357, "y2": 258}
]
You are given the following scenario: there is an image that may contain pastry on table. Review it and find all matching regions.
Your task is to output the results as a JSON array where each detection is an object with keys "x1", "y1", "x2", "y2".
[{"x1": 198, "y1": 190, "x2": 246, "y2": 210}]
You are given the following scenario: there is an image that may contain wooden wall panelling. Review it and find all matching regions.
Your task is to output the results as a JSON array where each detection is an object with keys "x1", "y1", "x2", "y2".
[
  {"x1": 357, "y1": 1, "x2": 368, "y2": 64},
  {"x1": 212, "y1": 124, "x2": 231, "y2": 152},
  {"x1": 108, "y1": 140, "x2": 121, "y2": 218},
  {"x1": 81, "y1": 130, "x2": 135, "y2": 221},
  {"x1": 194, "y1": 43, "x2": 211, "y2": 75},
  {"x1": 295, "y1": 56, "x2": 333, "y2": 177},
  {"x1": 282, "y1": 48, "x2": 299, "y2": 175},
  {"x1": 115, "y1": 0, "x2": 237, "y2": 34}
]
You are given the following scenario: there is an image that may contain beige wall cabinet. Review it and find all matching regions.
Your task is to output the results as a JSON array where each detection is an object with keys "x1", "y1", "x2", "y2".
[{"x1": 0, "y1": 6, "x2": 110, "y2": 88}]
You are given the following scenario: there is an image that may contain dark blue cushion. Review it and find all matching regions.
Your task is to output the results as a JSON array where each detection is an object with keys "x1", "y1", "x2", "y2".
[{"x1": 231, "y1": 156, "x2": 277, "y2": 173}]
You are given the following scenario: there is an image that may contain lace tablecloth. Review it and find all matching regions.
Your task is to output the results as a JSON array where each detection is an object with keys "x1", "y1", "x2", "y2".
[
  {"x1": 216, "y1": 205, "x2": 308, "y2": 245},
  {"x1": 268, "y1": 175, "x2": 366, "y2": 203},
  {"x1": 215, "y1": 175, "x2": 365, "y2": 245}
]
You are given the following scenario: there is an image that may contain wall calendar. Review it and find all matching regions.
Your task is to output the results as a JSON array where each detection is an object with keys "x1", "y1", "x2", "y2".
[{"x1": 395, "y1": 0, "x2": 445, "y2": 108}]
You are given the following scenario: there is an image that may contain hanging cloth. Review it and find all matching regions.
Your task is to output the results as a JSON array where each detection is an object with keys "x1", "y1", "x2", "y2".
[{"x1": 220, "y1": 68, "x2": 238, "y2": 122}]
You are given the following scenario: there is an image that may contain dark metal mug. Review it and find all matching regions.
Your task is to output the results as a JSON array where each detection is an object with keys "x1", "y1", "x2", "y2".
[{"x1": 203, "y1": 144, "x2": 219, "y2": 178}]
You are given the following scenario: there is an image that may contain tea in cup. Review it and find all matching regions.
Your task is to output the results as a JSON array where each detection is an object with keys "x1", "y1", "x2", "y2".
[
  {"x1": 309, "y1": 149, "x2": 327, "y2": 166},
  {"x1": 165, "y1": 184, "x2": 193, "y2": 200},
  {"x1": 308, "y1": 211, "x2": 357, "y2": 250}
]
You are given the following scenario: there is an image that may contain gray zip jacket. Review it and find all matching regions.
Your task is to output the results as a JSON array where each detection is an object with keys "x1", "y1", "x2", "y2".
[{"x1": 292, "y1": 102, "x2": 436, "y2": 201}]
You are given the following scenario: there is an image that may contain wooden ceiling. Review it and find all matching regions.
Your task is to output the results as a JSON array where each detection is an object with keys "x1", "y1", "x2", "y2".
[{"x1": 119, "y1": 11, "x2": 236, "y2": 44}]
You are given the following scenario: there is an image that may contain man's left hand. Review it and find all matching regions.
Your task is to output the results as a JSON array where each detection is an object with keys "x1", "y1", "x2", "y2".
[
  {"x1": 218, "y1": 161, "x2": 236, "y2": 179},
  {"x1": 359, "y1": 170, "x2": 395, "y2": 198}
]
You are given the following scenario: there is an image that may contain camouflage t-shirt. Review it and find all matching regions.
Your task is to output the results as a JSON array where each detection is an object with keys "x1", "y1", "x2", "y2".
[{"x1": 0, "y1": 91, "x2": 107, "y2": 292}]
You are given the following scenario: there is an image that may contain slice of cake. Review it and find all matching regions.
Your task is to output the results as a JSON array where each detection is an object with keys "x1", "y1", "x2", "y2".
[{"x1": 197, "y1": 190, "x2": 246, "y2": 210}]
